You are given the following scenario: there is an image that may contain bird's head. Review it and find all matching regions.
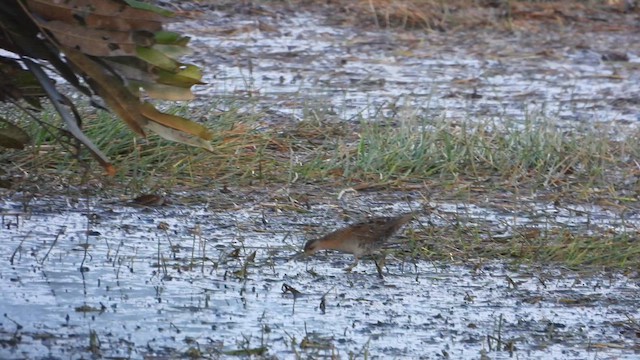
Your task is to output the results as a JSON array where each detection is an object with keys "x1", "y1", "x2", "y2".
[{"x1": 303, "y1": 239, "x2": 321, "y2": 255}]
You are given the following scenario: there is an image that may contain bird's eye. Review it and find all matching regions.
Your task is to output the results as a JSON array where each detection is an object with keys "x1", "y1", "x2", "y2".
[{"x1": 304, "y1": 240, "x2": 316, "y2": 252}]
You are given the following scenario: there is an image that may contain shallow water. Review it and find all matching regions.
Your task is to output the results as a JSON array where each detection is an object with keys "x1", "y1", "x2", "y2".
[
  {"x1": 4, "y1": 5, "x2": 640, "y2": 359},
  {"x1": 1, "y1": 197, "x2": 638, "y2": 359},
  {"x1": 170, "y1": 10, "x2": 640, "y2": 132}
]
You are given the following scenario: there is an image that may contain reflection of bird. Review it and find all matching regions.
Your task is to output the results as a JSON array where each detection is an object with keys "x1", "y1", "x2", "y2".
[{"x1": 303, "y1": 212, "x2": 415, "y2": 273}]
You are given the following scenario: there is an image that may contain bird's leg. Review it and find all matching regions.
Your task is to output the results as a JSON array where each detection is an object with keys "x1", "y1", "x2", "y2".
[
  {"x1": 374, "y1": 260, "x2": 384, "y2": 279},
  {"x1": 344, "y1": 256, "x2": 359, "y2": 272},
  {"x1": 374, "y1": 252, "x2": 387, "y2": 279}
]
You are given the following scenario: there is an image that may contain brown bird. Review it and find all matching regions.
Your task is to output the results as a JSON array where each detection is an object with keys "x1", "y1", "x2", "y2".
[{"x1": 303, "y1": 212, "x2": 415, "y2": 275}]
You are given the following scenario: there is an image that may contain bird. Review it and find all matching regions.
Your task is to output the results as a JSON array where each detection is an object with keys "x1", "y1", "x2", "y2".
[{"x1": 303, "y1": 212, "x2": 415, "y2": 275}]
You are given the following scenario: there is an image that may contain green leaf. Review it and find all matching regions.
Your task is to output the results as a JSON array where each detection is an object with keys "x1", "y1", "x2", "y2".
[
  {"x1": 133, "y1": 81, "x2": 195, "y2": 100},
  {"x1": 123, "y1": 0, "x2": 174, "y2": 17},
  {"x1": 152, "y1": 44, "x2": 193, "y2": 59},
  {"x1": 140, "y1": 102, "x2": 213, "y2": 141},
  {"x1": 145, "y1": 121, "x2": 213, "y2": 152},
  {"x1": 136, "y1": 46, "x2": 178, "y2": 71},
  {"x1": 156, "y1": 66, "x2": 204, "y2": 87},
  {"x1": 154, "y1": 31, "x2": 190, "y2": 46}
]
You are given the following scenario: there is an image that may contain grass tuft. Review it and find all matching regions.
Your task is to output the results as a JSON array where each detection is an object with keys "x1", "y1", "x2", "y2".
[
  {"x1": 2, "y1": 100, "x2": 640, "y2": 270},
  {"x1": 294, "y1": 114, "x2": 637, "y2": 194}
]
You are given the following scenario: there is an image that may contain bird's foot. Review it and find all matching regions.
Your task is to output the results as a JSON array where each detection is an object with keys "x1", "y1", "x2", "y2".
[
  {"x1": 343, "y1": 261, "x2": 358, "y2": 272},
  {"x1": 343, "y1": 265, "x2": 355, "y2": 272}
]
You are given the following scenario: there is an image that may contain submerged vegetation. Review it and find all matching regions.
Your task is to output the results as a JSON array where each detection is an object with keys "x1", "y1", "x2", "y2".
[
  {"x1": 1, "y1": 2, "x2": 640, "y2": 359},
  {"x1": 2, "y1": 101, "x2": 640, "y2": 270}
]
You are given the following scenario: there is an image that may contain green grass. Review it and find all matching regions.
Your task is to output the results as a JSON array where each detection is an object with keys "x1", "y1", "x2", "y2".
[
  {"x1": 4, "y1": 100, "x2": 639, "y2": 199},
  {"x1": 406, "y1": 223, "x2": 640, "y2": 271},
  {"x1": 2, "y1": 101, "x2": 640, "y2": 270},
  {"x1": 292, "y1": 114, "x2": 636, "y2": 193}
]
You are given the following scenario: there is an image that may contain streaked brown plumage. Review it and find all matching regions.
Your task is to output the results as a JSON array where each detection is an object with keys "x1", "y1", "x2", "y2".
[{"x1": 304, "y1": 212, "x2": 415, "y2": 272}]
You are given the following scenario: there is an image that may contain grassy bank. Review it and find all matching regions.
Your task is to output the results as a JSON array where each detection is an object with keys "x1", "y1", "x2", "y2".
[
  {"x1": 5, "y1": 104, "x2": 639, "y2": 194},
  {"x1": 2, "y1": 103, "x2": 639, "y2": 271}
]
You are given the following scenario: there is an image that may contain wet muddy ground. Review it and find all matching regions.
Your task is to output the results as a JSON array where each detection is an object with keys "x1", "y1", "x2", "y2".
[
  {"x1": 1, "y1": 195, "x2": 639, "y2": 359},
  {"x1": 3, "y1": 3, "x2": 640, "y2": 360},
  {"x1": 172, "y1": 5, "x2": 640, "y2": 132}
]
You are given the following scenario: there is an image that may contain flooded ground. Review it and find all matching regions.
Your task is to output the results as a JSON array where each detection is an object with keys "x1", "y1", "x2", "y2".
[
  {"x1": 171, "y1": 6, "x2": 640, "y2": 132},
  {"x1": 1, "y1": 196, "x2": 639, "y2": 359},
  {"x1": 3, "y1": 3, "x2": 640, "y2": 359}
]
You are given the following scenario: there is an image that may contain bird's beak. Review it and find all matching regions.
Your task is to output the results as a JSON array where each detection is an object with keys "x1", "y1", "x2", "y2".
[{"x1": 289, "y1": 251, "x2": 308, "y2": 261}]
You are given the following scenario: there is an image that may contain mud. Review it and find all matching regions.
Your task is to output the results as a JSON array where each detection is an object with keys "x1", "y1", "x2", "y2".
[
  {"x1": 170, "y1": 7, "x2": 640, "y2": 133},
  {"x1": 1, "y1": 196, "x2": 638, "y2": 359},
  {"x1": 3, "y1": 4, "x2": 640, "y2": 359}
]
